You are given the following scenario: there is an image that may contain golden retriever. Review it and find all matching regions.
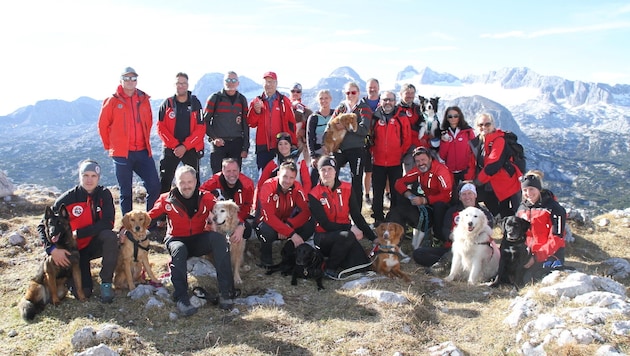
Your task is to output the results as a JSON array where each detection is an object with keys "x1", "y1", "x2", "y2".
[
  {"x1": 212, "y1": 200, "x2": 249, "y2": 285},
  {"x1": 114, "y1": 211, "x2": 160, "y2": 290},
  {"x1": 445, "y1": 206, "x2": 500, "y2": 285},
  {"x1": 323, "y1": 113, "x2": 358, "y2": 154},
  {"x1": 373, "y1": 222, "x2": 411, "y2": 283}
]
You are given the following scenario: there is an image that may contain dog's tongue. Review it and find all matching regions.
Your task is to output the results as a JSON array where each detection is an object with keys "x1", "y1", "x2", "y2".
[
  {"x1": 467, "y1": 226, "x2": 475, "y2": 232},
  {"x1": 51, "y1": 234, "x2": 60, "y2": 243}
]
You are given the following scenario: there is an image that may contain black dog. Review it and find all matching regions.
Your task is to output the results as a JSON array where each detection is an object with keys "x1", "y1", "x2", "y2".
[
  {"x1": 265, "y1": 241, "x2": 297, "y2": 276},
  {"x1": 291, "y1": 243, "x2": 325, "y2": 291},
  {"x1": 491, "y1": 216, "x2": 531, "y2": 289}
]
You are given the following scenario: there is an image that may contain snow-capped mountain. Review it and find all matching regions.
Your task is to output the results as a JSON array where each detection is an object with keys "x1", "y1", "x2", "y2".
[{"x1": 1, "y1": 66, "x2": 628, "y2": 214}]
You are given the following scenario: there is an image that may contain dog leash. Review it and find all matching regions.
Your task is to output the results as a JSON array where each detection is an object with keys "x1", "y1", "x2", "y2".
[{"x1": 125, "y1": 230, "x2": 150, "y2": 262}]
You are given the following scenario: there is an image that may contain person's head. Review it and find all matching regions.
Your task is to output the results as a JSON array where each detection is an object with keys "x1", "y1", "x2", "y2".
[
  {"x1": 366, "y1": 78, "x2": 380, "y2": 100},
  {"x1": 175, "y1": 165, "x2": 197, "y2": 199},
  {"x1": 344, "y1": 82, "x2": 361, "y2": 104},
  {"x1": 223, "y1": 71, "x2": 239, "y2": 93},
  {"x1": 458, "y1": 181, "x2": 477, "y2": 208},
  {"x1": 78, "y1": 159, "x2": 101, "y2": 193},
  {"x1": 276, "y1": 132, "x2": 292, "y2": 156},
  {"x1": 399, "y1": 83, "x2": 416, "y2": 105},
  {"x1": 442, "y1": 106, "x2": 468, "y2": 130},
  {"x1": 277, "y1": 161, "x2": 298, "y2": 191},
  {"x1": 475, "y1": 113, "x2": 496, "y2": 137},
  {"x1": 221, "y1": 158, "x2": 240, "y2": 186},
  {"x1": 175, "y1": 72, "x2": 189, "y2": 97},
  {"x1": 379, "y1": 91, "x2": 396, "y2": 114},
  {"x1": 120, "y1": 66, "x2": 138, "y2": 93},
  {"x1": 521, "y1": 170, "x2": 544, "y2": 204},
  {"x1": 290, "y1": 83, "x2": 302, "y2": 101},
  {"x1": 412, "y1": 146, "x2": 433, "y2": 173},
  {"x1": 317, "y1": 89, "x2": 332, "y2": 110},
  {"x1": 263, "y1": 71, "x2": 278, "y2": 96},
  {"x1": 317, "y1": 155, "x2": 337, "y2": 187}
]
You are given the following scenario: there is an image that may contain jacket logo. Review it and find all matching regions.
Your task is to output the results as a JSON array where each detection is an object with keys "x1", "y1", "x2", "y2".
[
  {"x1": 169, "y1": 111, "x2": 176, "y2": 119},
  {"x1": 235, "y1": 115, "x2": 242, "y2": 125},
  {"x1": 319, "y1": 198, "x2": 328, "y2": 205},
  {"x1": 165, "y1": 204, "x2": 172, "y2": 212},
  {"x1": 406, "y1": 109, "x2": 412, "y2": 117},
  {"x1": 273, "y1": 194, "x2": 278, "y2": 201},
  {"x1": 72, "y1": 206, "x2": 83, "y2": 217},
  {"x1": 117, "y1": 104, "x2": 123, "y2": 109}
]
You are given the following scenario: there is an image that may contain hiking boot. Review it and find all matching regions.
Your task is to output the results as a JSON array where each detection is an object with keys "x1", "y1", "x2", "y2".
[
  {"x1": 100, "y1": 283, "x2": 114, "y2": 304},
  {"x1": 324, "y1": 269, "x2": 340, "y2": 280},
  {"x1": 364, "y1": 194, "x2": 372, "y2": 205},
  {"x1": 177, "y1": 300, "x2": 198, "y2": 317},
  {"x1": 218, "y1": 296, "x2": 234, "y2": 311}
]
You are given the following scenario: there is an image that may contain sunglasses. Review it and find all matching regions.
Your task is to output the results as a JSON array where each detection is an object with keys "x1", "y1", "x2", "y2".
[
  {"x1": 276, "y1": 132, "x2": 292, "y2": 141},
  {"x1": 225, "y1": 78, "x2": 238, "y2": 83},
  {"x1": 477, "y1": 122, "x2": 492, "y2": 128},
  {"x1": 291, "y1": 90, "x2": 302, "y2": 93},
  {"x1": 447, "y1": 114, "x2": 460, "y2": 119},
  {"x1": 121, "y1": 76, "x2": 138, "y2": 82},
  {"x1": 345, "y1": 90, "x2": 358, "y2": 95}
]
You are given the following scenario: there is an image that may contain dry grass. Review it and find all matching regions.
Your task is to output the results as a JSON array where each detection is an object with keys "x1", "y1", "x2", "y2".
[{"x1": 0, "y1": 190, "x2": 629, "y2": 355}]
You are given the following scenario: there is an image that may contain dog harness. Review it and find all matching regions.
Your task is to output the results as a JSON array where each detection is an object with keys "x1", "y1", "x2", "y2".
[
  {"x1": 125, "y1": 230, "x2": 150, "y2": 262},
  {"x1": 370, "y1": 244, "x2": 405, "y2": 259}
]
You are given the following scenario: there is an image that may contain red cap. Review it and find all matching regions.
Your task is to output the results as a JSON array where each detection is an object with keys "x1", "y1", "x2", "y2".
[{"x1": 263, "y1": 71, "x2": 277, "y2": 80}]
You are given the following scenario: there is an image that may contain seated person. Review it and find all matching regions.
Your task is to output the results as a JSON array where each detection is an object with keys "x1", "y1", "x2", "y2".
[
  {"x1": 308, "y1": 156, "x2": 376, "y2": 280},
  {"x1": 148, "y1": 165, "x2": 237, "y2": 316},
  {"x1": 255, "y1": 161, "x2": 314, "y2": 267},
  {"x1": 257, "y1": 132, "x2": 312, "y2": 194}
]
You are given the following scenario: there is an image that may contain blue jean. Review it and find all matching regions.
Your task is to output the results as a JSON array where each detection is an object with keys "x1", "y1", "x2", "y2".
[{"x1": 113, "y1": 150, "x2": 160, "y2": 215}]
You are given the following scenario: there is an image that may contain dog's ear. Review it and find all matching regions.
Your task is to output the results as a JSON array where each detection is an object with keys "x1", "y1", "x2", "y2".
[
  {"x1": 122, "y1": 213, "x2": 131, "y2": 230},
  {"x1": 45, "y1": 206, "x2": 54, "y2": 219},
  {"x1": 58, "y1": 204, "x2": 69, "y2": 219},
  {"x1": 520, "y1": 217, "x2": 531, "y2": 231},
  {"x1": 374, "y1": 224, "x2": 384, "y2": 236},
  {"x1": 393, "y1": 223, "x2": 404, "y2": 239},
  {"x1": 500, "y1": 216, "x2": 509, "y2": 231},
  {"x1": 142, "y1": 212, "x2": 152, "y2": 229}
]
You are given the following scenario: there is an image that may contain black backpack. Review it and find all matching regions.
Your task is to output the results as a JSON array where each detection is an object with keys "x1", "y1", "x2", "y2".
[{"x1": 502, "y1": 131, "x2": 526, "y2": 175}]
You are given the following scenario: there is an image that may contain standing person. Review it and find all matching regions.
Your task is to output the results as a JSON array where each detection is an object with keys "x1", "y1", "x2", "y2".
[
  {"x1": 398, "y1": 83, "x2": 429, "y2": 173},
  {"x1": 306, "y1": 89, "x2": 334, "y2": 184},
  {"x1": 39, "y1": 160, "x2": 118, "y2": 303},
  {"x1": 97, "y1": 67, "x2": 160, "y2": 215},
  {"x1": 438, "y1": 106, "x2": 476, "y2": 191},
  {"x1": 248, "y1": 71, "x2": 297, "y2": 172},
  {"x1": 517, "y1": 170, "x2": 567, "y2": 283},
  {"x1": 157, "y1": 72, "x2": 205, "y2": 193},
  {"x1": 200, "y1": 157, "x2": 255, "y2": 241},
  {"x1": 360, "y1": 78, "x2": 380, "y2": 205},
  {"x1": 308, "y1": 156, "x2": 376, "y2": 280},
  {"x1": 331, "y1": 82, "x2": 373, "y2": 208},
  {"x1": 148, "y1": 165, "x2": 237, "y2": 316},
  {"x1": 255, "y1": 161, "x2": 314, "y2": 267},
  {"x1": 470, "y1": 113, "x2": 522, "y2": 218},
  {"x1": 256, "y1": 132, "x2": 312, "y2": 194},
  {"x1": 204, "y1": 71, "x2": 250, "y2": 174},
  {"x1": 369, "y1": 91, "x2": 411, "y2": 226},
  {"x1": 289, "y1": 82, "x2": 313, "y2": 163}
]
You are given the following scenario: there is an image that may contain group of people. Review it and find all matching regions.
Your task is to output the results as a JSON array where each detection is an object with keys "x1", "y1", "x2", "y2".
[{"x1": 37, "y1": 67, "x2": 567, "y2": 317}]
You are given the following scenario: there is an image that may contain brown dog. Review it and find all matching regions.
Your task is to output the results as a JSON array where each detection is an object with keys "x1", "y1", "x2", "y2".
[
  {"x1": 212, "y1": 200, "x2": 249, "y2": 285},
  {"x1": 323, "y1": 113, "x2": 358, "y2": 154},
  {"x1": 114, "y1": 211, "x2": 160, "y2": 290},
  {"x1": 373, "y1": 222, "x2": 411, "y2": 283}
]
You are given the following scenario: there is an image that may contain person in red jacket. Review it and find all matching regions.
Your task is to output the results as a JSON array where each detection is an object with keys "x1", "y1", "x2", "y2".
[
  {"x1": 200, "y1": 157, "x2": 255, "y2": 241},
  {"x1": 369, "y1": 91, "x2": 411, "y2": 225},
  {"x1": 438, "y1": 106, "x2": 476, "y2": 190},
  {"x1": 148, "y1": 165, "x2": 236, "y2": 316},
  {"x1": 38, "y1": 160, "x2": 118, "y2": 303},
  {"x1": 97, "y1": 67, "x2": 160, "y2": 215},
  {"x1": 387, "y1": 147, "x2": 453, "y2": 244},
  {"x1": 470, "y1": 113, "x2": 522, "y2": 218},
  {"x1": 248, "y1": 71, "x2": 297, "y2": 171},
  {"x1": 256, "y1": 132, "x2": 312, "y2": 194},
  {"x1": 255, "y1": 161, "x2": 314, "y2": 267},
  {"x1": 157, "y1": 72, "x2": 205, "y2": 193}
]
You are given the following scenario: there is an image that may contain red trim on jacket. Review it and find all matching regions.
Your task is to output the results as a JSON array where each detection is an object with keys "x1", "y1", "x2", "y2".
[
  {"x1": 256, "y1": 178, "x2": 310, "y2": 237},
  {"x1": 394, "y1": 160, "x2": 453, "y2": 204}
]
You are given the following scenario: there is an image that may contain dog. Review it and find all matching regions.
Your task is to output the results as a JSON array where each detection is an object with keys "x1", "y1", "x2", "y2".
[
  {"x1": 212, "y1": 200, "x2": 249, "y2": 285},
  {"x1": 265, "y1": 240, "x2": 297, "y2": 276},
  {"x1": 445, "y1": 206, "x2": 500, "y2": 285},
  {"x1": 114, "y1": 210, "x2": 160, "y2": 290},
  {"x1": 19, "y1": 204, "x2": 86, "y2": 321},
  {"x1": 372, "y1": 222, "x2": 411, "y2": 283},
  {"x1": 291, "y1": 243, "x2": 325, "y2": 290},
  {"x1": 418, "y1": 96, "x2": 441, "y2": 140},
  {"x1": 323, "y1": 113, "x2": 358, "y2": 154},
  {"x1": 490, "y1": 216, "x2": 531, "y2": 289}
]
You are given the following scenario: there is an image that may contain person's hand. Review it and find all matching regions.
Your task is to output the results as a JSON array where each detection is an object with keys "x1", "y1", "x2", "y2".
[
  {"x1": 311, "y1": 158, "x2": 319, "y2": 168},
  {"x1": 118, "y1": 228, "x2": 127, "y2": 244},
  {"x1": 350, "y1": 225, "x2": 364, "y2": 241},
  {"x1": 524, "y1": 256, "x2": 535, "y2": 269},
  {"x1": 253, "y1": 99, "x2": 263, "y2": 114},
  {"x1": 240, "y1": 151, "x2": 248, "y2": 159},
  {"x1": 229, "y1": 224, "x2": 245, "y2": 244},
  {"x1": 173, "y1": 145, "x2": 186, "y2": 158},
  {"x1": 290, "y1": 233, "x2": 304, "y2": 247},
  {"x1": 213, "y1": 138, "x2": 225, "y2": 147},
  {"x1": 409, "y1": 195, "x2": 425, "y2": 206},
  {"x1": 51, "y1": 248, "x2": 71, "y2": 268}
]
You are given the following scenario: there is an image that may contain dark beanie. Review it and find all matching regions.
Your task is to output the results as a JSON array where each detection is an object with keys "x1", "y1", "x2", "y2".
[
  {"x1": 317, "y1": 155, "x2": 336, "y2": 170},
  {"x1": 521, "y1": 174, "x2": 542, "y2": 191}
]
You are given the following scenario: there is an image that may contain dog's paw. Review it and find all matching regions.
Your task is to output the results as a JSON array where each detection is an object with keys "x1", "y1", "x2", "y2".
[
  {"x1": 234, "y1": 277, "x2": 243, "y2": 285},
  {"x1": 444, "y1": 275, "x2": 455, "y2": 282},
  {"x1": 242, "y1": 264, "x2": 251, "y2": 272}
]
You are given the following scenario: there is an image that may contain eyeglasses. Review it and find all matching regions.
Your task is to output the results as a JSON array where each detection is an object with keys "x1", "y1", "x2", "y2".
[
  {"x1": 175, "y1": 82, "x2": 188, "y2": 86},
  {"x1": 382, "y1": 98, "x2": 395, "y2": 102},
  {"x1": 477, "y1": 122, "x2": 492, "y2": 128},
  {"x1": 447, "y1": 114, "x2": 460, "y2": 119},
  {"x1": 121, "y1": 76, "x2": 138, "y2": 82},
  {"x1": 345, "y1": 90, "x2": 358, "y2": 95},
  {"x1": 291, "y1": 90, "x2": 302, "y2": 94},
  {"x1": 225, "y1": 78, "x2": 238, "y2": 83},
  {"x1": 276, "y1": 132, "x2": 292, "y2": 141}
]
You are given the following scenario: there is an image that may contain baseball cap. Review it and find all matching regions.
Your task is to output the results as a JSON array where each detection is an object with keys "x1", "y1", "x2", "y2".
[
  {"x1": 122, "y1": 67, "x2": 138, "y2": 76},
  {"x1": 263, "y1": 71, "x2": 277, "y2": 80},
  {"x1": 291, "y1": 83, "x2": 302, "y2": 91}
]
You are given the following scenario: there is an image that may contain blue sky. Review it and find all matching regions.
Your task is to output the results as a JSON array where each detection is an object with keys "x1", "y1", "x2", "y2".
[{"x1": 1, "y1": 0, "x2": 629, "y2": 115}]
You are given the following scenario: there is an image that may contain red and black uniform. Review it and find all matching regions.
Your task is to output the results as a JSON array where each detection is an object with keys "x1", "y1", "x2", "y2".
[
  {"x1": 256, "y1": 153, "x2": 312, "y2": 195},
  {"x1": 200, "y1": 172, "x2": 255, "y2": 223}
]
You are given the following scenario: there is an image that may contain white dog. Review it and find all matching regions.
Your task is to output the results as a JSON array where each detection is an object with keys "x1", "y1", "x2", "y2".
[{"x1": 445, "y1": 206, "x2": 500, "y2": 285}]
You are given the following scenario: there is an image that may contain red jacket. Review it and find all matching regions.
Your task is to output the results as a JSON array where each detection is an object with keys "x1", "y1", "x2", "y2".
[
  {"x1": 256, "y1": 177, "x2": 310, "y2": 237},
  {"x1": 439, "y1": 127, "x2": 476, "y2": 179},
  {"x1": 308, "y1": 181, "x2": 352, "y2": 233},
  {"x1": 516, "y1": 190, "x2": 566, "y2": 263},
  {"x1": 399, "y1": 102, "x2": 430, "y2": 149},
  {"x1": 394, "y1": 160, "x2": 453, "y2": 205},
  {"x1": 157, "y1": 93, "x2": 205, "y2": 152},
  {"x1": 370, "y1": 106, "x2": 412, "y2": 166},
  {"x1": 148, "y1": 189, "x2": 215, "y2": 238},
  {"x1": 256, "y1": 154, "x2": 312, "y2": 194},
  {"x1": 98, "y1": 85, "x2": 154, "y2": 158},
  {"x1": 199, "y1": 172, "x2": 254, "y2": 222},
  {"x1": 248, "y1": 92, "x2": 297, "y2": 152},
  {"x1": 476, "y1": 130, "x2": 522, "y2": 201}
]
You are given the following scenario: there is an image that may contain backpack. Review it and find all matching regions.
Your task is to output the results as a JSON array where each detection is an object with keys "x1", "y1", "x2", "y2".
[{"x1": 502, "y1": 131, "x2": 526, "y2": 175}]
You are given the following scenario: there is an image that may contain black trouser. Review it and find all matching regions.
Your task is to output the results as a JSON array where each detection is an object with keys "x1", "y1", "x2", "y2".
[
  {"x1": 210, "y1": 138, "x2": 245, "y2": 174},
  {"x1": 371, "y1": 164, "x2": 403, "y2": 221},
  {"x1": 334, "y1": 147, "x2": 366, "y2": 209},
  {"x1": 477, "y1": 185, "x2": 521, "y2": 219},
  {"x1": 256, "y1": 219, "x2": 315, "y2": 265},
  {"x1": 79, "y1": 230, "x2": 119, "y2": 289},
  {"x1": 387, "y1": 199, "x2": 449, "y2": 242},
  {"x1": 413, "y1": 246, "x2": 450, "y2": 267},
  {"x1": 159, "y1": 148, "x2": 200, "y2": 193},
  {"x1": 314, "y1": 230, "x2": 370, "y2": 272}
]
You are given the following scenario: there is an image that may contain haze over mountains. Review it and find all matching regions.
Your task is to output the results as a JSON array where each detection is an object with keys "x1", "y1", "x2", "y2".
[{"x1": 1, "y1": 66, "x2": 628, "y2": 214}]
